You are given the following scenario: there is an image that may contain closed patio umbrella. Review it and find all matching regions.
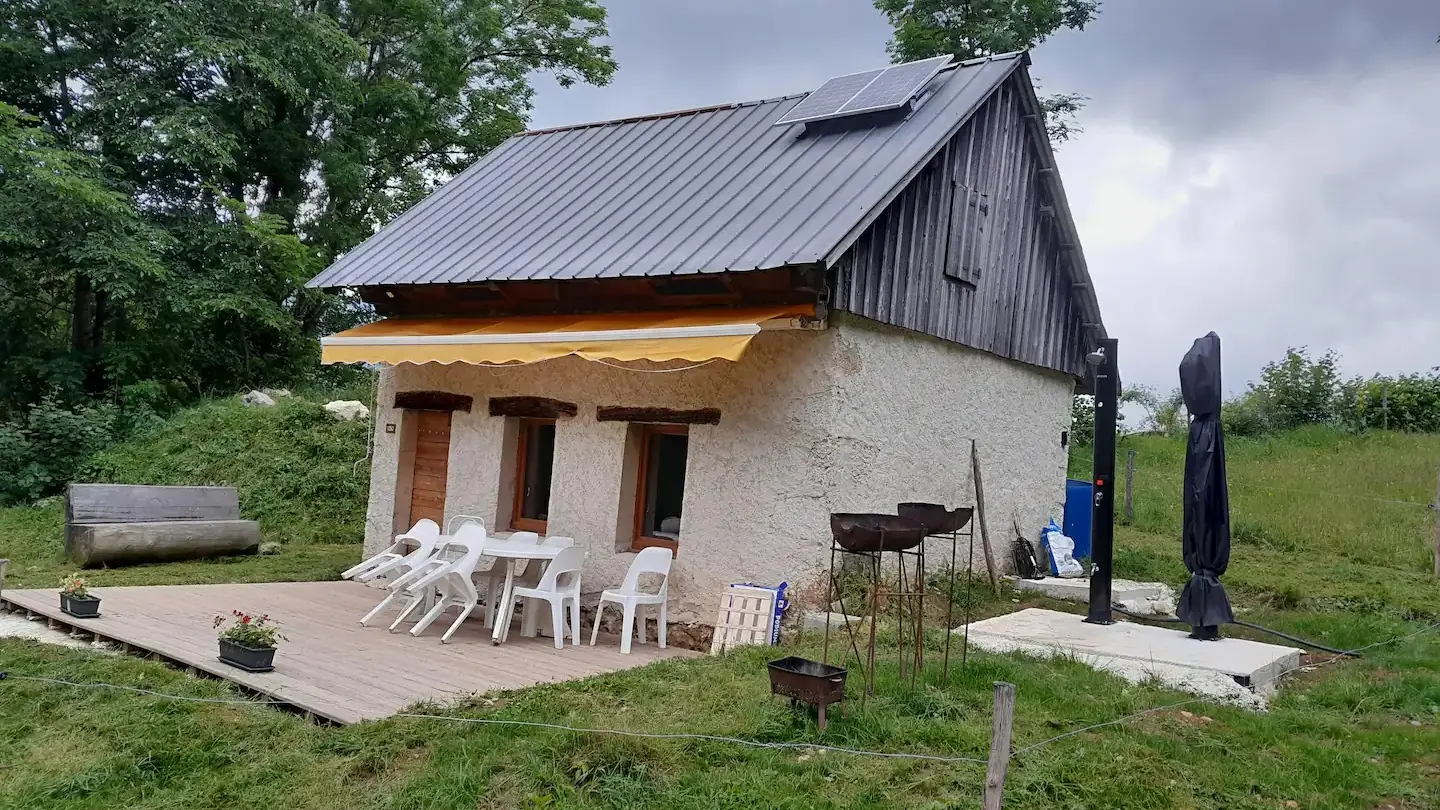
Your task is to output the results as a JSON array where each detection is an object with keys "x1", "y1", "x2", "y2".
[{"x1": 1176, "y1": 332, "x2": 1234, "y2": 639}]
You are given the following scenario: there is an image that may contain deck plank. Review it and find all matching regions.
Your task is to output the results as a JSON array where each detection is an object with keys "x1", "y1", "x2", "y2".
[{"x1": 1, "y1": 581, "x2": 694, "y2": 724}]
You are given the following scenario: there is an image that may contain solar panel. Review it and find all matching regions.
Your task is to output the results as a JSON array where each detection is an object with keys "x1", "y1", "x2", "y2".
[
  {"x1": 773, "y1": 55, "x2": 952, "y2": 128},
  {"x1": 836, "y1": 55, "x2": 952, "y2": 116},
  {"x1": 772, "y1": 68, "x2": 886, "y2": 127}
]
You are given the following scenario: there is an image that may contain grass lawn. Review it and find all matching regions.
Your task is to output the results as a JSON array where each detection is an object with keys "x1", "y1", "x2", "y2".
[
  {"x1": 2, "y1": 418, "x2": 1438, "y2": 808},
  {"x1": 1, "y1": 606, "x2": 1437, "y2": 810},
  {"x1": 1091, "y1": 427, "x2": 1440, "y2": 619}
]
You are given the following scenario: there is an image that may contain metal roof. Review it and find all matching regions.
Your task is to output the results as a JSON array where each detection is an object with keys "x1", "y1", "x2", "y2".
[{"x1": 307, "y1": 54, "x2": 1028, "y2": 289}]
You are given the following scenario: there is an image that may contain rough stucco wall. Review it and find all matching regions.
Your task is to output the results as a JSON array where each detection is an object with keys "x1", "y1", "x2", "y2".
[
  {"x1": 359, "y1": 313, "x2": 1073, "y2": 622},
  {"x1": 820, "y1": 314, "x2": 1074, "y2": 579}
]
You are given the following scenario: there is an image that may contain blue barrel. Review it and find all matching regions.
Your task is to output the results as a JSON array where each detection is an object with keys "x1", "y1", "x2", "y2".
[{"x1": 1063, "y1": 479, "x2": 1094, "y2": 559}]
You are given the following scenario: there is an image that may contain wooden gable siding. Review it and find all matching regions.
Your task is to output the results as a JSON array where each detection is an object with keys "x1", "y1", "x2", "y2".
[{"x1": 831, "y1": 75, "x2": 1087, "y2": 379}]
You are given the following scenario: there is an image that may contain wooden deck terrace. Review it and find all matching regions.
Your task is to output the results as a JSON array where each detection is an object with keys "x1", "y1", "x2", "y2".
[{"x1": 0, "y1": 580, "x2": 694, "y2": 724}]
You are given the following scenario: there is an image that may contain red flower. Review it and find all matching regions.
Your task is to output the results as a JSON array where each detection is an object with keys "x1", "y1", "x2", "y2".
[{"x1": 241, "y1": 615, "x2": 251, "y2": 624}]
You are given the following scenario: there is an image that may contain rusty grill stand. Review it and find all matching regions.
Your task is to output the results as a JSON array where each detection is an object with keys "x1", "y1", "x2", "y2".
[
  {"x1": 822, "y1": 540, "x2": 927, "y2": 704},
  {"x1": 935, "y1": 517, "x2": 976, "y2": 681}
]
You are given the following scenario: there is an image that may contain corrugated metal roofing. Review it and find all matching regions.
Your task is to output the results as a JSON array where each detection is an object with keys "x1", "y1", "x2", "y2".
[{"x1": 306, "y1": 54, "x2": 1027, "y2": 289}]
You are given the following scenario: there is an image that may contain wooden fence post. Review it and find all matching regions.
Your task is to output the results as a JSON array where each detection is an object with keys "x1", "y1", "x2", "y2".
[
  {"x1": 983, "y1": 681, "x2": 1017, "y2": 810},
  {"x1": 1432, "y1": 460, "x2": 1439, "y2": 578},
  {"x1": 1124, "y1": 450, "x2": 1137, "y2": 524},
  {"x1": 971, "y1": 440, "x2": 1000, "y2": 596}
]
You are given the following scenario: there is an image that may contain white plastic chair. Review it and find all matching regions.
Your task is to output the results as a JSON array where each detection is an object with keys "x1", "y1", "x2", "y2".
[
  {"x1": 343, "y1": 519, "x2": 439, "y2": 581},
  {"x1": 510, "y1": 545, "x2": 586, "y2": 649},
  {"x1": 392, "y1": 523, "x2": 490, "y2": 642},
  {"x1": 356, "y1": 524, "x2": 450, "y2": 627},
  {"x1": 383, "y1": 517, "x2": 486, "y2": 595},
  {"x1": 508, "y1": 536, "x2": 577, "y2": 638},
  {"x1": 446, "y1": 514, "x2": 486, "y2": 535},
  {"x1": 590, "y1": 547, "x2": 673, "y2": 654}
]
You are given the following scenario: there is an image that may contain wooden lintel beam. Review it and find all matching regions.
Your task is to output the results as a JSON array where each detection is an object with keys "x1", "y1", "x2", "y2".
[
  {"x1": 489, "y1": 396, "x2": 577, "y2": 419},
  {"x1": 395, "y1": 391, "x2": 474, "y2": 412},
  {"x1": 596, "y1": 406, "x2": 721, "y2": 425}
]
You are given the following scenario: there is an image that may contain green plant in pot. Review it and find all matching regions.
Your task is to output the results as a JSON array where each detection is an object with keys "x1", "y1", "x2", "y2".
[
  {"x1": 214, "y1": 610, "x2": 285, "y2": 672},
  {"x1": 59, "y1": 573, "x2": 100, "y2": 618}
]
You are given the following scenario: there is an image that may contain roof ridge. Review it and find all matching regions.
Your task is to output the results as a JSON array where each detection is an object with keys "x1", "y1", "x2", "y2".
[
  {"x1": 519, "y1": 94, "x2": 804, "y2": 137},
  {"x1": 517, "y1": 52, "x2": 1028, "y2": 139}
]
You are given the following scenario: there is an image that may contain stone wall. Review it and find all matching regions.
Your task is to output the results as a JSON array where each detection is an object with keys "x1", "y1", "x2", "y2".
[{"x1": 361, "y1": 313, "x2": 1074, "y2": 622}]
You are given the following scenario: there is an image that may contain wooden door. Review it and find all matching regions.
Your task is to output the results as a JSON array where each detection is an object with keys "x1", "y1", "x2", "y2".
[{"x1": 407, "y1": 410, "x2": 452, "y2": 527}]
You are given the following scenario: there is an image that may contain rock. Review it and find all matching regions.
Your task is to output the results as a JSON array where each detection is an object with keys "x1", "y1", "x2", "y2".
[
  {"x1": 262, "y1": 388, "x2": 292, "y2": 399},
  {"x1": 579, "y1": 605, "x2": 712, "y2": 652},
  {"x1": 803, "y1": 611, "x2": 863, "y2": 631},
  {"x1": 240, "y1": 390, "x2": 276, "y2": 408},
  {"x1": 324, "y1": 400, "x2": 370, "y2": 421}
]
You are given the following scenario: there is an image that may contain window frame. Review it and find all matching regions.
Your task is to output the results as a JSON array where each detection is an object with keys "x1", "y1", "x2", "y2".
[
  {"x1": 511, "y1": 417, "x2": 557, "y2": 533},
  {"x1": 631, "y1": 423, "x2": 689, "y2": 552}
]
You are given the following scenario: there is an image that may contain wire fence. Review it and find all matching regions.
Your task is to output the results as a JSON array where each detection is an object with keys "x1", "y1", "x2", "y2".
[{"x1": 3, "y1": 617, "x2": 1434, "y2": 774}]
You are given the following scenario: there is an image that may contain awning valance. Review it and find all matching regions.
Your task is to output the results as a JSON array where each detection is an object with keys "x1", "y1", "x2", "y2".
[{"x1": 320, "y1": 305, "x2": 815, "y2": 366}]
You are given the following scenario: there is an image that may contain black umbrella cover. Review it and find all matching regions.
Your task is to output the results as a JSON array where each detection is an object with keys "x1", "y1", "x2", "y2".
[{"x1": 1176, "y1": 332, "x2": 1234, "y2": 636}]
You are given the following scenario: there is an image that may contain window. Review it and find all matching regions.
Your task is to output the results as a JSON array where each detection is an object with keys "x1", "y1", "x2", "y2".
[
  {"x1": 632, "y1": 424, "x2": 689, "y2": 551},
  {"x1": 511, "y1": 418, "x2": 556, "y2": 532}
]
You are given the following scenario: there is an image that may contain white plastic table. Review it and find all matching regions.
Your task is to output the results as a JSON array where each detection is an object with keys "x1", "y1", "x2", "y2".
[{"x1": 480, "y1": 538, "x2": 563, "y2": 644}]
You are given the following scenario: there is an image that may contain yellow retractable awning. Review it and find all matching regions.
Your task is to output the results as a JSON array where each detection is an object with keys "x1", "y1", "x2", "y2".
[{"x1": 320, "y1": 305, "x2": 815, "y2": 366}]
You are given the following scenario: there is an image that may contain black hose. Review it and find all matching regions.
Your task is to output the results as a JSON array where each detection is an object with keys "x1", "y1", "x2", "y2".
[
  {"x1": 1227, "y1": 620, "x2": 1357, "y2": 657},
  {"x1": 1110, "y1": 605, "x2": 1360, "y2": 657}
]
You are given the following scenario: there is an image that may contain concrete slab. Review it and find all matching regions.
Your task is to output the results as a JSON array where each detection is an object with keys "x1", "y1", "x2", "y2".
[
  {"x1": 1008, "y1": 576, "x2": 1157, "y2": 602},
  {"x1": 1007, "y1": 577, "x2": 1178, "y2": 617},
  {"x1": 959, "y1": 608, "x2": 1303, "y2": 709}
]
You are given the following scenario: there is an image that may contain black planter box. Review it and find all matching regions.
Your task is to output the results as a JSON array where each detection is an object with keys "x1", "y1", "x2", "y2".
[
  {"x1": 59, "y1": 592, "x2": 100, "y2": 619},
  {"x1": 218, "y1": 638, "x2": 276, "y2": 672}
]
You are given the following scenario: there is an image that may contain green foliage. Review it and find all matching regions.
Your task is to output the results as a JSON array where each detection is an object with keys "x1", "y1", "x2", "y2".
[
  {"x1": 0, "y1": 398, "x2": 121, "y2": 505},
  {"x1": 1069, "y1": 393, "x2": 1095, "y2": 445},
  {"x1": 84, "y1": 397, "x2": 371, "y2": 547},
  {"x1": 0, "y1": 0, "x2": 615, "y2": 443},
  {"x1": 1221, "y1": 348, "x2": 1440, "y2": 437},
  {"x1": 874, "y1": 0, "x2": 1100, "y2": 142},
  {"x1": 214, "y1": 610, "x2": 286, "y2": 648},
  {"x1": 1241, "y1": 347, "x2": 1342, "y2": 432},
  {"x1": 1342, "y1": 371, "x2": 1440, "y2": 433},
  {"x1": 58, "y1": 573, "x2": 89, "y2": 598}
]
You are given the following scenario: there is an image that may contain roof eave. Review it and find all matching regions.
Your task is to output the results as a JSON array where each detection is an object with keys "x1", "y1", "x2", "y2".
[
  {"x1": 1007, "y1": 62, "x2": 1108, "y2": 347},
  {"x1": 819, "y1": 53, "x2": 1028, "y2": 269}
]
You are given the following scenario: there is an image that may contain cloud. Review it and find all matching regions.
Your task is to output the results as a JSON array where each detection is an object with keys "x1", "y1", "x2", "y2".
[
  {"x1": 1059, "y1": 58, "x2": 1440, "y2": 391},
  {"x1": 524, "y1": 0, "x2": 1439, "y2": 393}
]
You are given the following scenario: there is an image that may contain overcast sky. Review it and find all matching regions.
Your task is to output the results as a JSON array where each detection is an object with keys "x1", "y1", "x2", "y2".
[{"x1": 529, "y1": 1, "x2": 1440, "y2": 394}]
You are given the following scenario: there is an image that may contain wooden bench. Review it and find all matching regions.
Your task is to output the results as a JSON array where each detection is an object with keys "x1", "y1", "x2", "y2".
[{"x1": 65, "y1": 484, "x2": 262, "y2": 567}]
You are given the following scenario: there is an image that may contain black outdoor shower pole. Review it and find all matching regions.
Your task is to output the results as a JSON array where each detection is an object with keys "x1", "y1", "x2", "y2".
[{"x1": 1085, "y1": 338, "x2": 1119, "y2": 625}]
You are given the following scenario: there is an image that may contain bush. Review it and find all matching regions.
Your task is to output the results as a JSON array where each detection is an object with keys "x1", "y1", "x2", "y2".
[
  {"x1": 0, "y1": 398, "x2": 120, "y2": 505},
  {"x1": 1340, "y1": 372, "x2": 1440, "y2": 433}
]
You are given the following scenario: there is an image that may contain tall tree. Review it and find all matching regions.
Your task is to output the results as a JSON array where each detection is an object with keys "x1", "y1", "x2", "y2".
[
  {"x1": 0, "y1": 103, "x2": 166, "y2": 412},
  {"x1": 0, "y1": 0, "x2": 615, "y2": 411},
  {"x1": 874, "y1": 0, "x2": 1100, "y2": 142}
]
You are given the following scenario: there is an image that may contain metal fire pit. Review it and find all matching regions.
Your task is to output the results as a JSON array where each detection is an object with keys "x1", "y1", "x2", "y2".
[
  {"x1": 897, "y1": 503, "x2": 973, "y2": 535},
  {"x1": 829, "y1": 513, "x2": 927, "y2": 553},
  {"x1": 767, "y1": 656, "x2": 847, "y2": 730}
]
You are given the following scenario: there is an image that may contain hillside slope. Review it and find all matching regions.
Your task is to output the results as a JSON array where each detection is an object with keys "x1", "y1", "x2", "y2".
[
  {"x1": 1073, "y1": 427, "x2": 1440, "y2": 618},
  {"x1": 1, "y1": 396, "x2": 369, "y2": 588}
]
